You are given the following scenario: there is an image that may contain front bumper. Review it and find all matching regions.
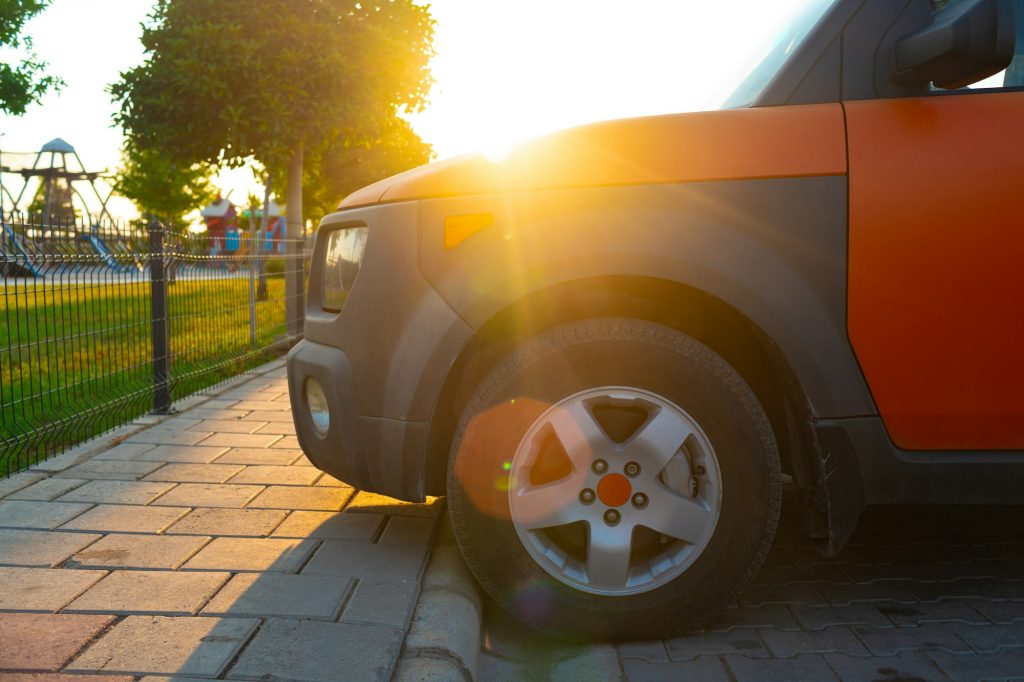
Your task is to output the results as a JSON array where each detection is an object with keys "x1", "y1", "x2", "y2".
[
  {"x1": 287, "y1": 339, "x2": 432, "y2": 500},
  {"x1": 288, "y1": 202, "x2": 473, "y2": 501}
]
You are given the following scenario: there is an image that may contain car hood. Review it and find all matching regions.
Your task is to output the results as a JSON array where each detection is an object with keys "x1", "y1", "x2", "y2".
[{"x1": 338, "y1": 103, "x2": 846, "y2": 210}]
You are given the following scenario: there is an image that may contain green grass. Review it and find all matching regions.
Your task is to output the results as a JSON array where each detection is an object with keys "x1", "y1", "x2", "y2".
[{"x1": 1, "y1": 272, "x2": 290, "y2": 475}]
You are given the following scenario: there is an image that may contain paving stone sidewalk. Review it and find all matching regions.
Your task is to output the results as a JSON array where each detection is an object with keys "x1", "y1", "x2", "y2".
[
  {"x1": 481, "y1": 503, "x2": 1024, "y2": 682},
  {"x1": 0, "y1": 360, "x2": 443, "y2": 681}
]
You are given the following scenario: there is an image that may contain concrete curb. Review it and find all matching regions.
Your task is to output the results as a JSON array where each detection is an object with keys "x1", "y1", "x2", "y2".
[{"x1": 394, "y1": 515, "x2": 484, "y2": 682}]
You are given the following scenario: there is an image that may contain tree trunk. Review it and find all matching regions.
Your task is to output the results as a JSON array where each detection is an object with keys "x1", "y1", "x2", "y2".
[{"x1": 285, "y1": 143, "x2": 305, "y2": 340}]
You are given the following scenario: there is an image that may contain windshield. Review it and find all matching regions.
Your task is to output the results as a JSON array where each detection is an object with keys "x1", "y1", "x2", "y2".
[{"x1": 722, "y1": 0, "x2": 841, "y2": 108}]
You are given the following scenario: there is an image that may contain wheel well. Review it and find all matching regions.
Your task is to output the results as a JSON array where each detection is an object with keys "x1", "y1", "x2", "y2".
[{"x1": 424, "y1": 276, "x2": 821, "y2": 502}]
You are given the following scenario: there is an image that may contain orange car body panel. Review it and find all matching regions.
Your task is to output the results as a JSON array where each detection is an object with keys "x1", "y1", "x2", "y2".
[
  {"x1": 846, "y1": 91, "x2": 1024, "y2": 451},
  {"x1": 338, "y1": 104, "x2": 847, "y2": 209}
]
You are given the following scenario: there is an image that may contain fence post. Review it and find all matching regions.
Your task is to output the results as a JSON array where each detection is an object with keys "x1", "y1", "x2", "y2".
[
  {"x1": 149, "y1": 217, "x2": 171, "y2": 414},
  {"x1": 285, "y1": 144, "x2": 305, "y2": 339}
]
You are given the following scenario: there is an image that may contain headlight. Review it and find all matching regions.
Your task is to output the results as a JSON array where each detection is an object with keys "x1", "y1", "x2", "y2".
[
  {"x1": 321, "y1": 226, "x2": 368, "y2": 312},
  {"x1": 305, "y1": 377, "x2": 330, "y2": 436}
]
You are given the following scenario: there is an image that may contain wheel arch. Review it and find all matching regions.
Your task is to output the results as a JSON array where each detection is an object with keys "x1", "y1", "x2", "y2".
[{"x1": 424, "y1": 276, "x2": 826, "y2": 522}]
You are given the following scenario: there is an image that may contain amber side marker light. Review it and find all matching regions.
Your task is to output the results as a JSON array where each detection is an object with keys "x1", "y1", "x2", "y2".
[{"x1": 444, "y1": 213, "x2": 494, "y2": 249}]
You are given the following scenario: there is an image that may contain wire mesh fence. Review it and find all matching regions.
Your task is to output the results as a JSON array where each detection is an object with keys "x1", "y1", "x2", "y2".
[{"x1": 0, "y1": 212, "x2": 307, "y2": 477}]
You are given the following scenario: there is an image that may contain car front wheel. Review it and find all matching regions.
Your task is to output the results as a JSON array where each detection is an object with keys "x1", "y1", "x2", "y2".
[{"x1": 447, "y1": 318, "x2": 781, "y2": 639}]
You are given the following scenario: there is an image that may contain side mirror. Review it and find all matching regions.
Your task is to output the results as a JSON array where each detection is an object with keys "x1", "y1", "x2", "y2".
[{"x1": 893, "y1": 0, "x2": 1016, "y2": 89}]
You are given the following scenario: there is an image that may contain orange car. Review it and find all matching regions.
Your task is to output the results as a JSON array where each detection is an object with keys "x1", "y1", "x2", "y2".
[{"x1": 289, "y1": 0, "x2": 1024, "y2": 638}]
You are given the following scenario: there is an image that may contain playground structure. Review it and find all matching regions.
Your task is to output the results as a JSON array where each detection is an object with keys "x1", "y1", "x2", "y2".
[{"x1": 0, "y1": 138, "x2": 139, "y2": 278}]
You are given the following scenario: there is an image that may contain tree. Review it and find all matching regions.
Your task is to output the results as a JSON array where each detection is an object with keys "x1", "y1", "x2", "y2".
[
  {"x1": 111, "y1": 0, "x2": 434, "y2": 335},
  {"x1": 0, "y1": 0, "x2": 62, "y2": 115},
  {"x1": 115, "y1": 143, "x2": 217, "y2": 225}
]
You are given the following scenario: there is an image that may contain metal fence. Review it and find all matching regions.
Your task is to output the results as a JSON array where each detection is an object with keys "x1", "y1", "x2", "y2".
[{"x1": 0, "y1": 212, "x2": 307, "y2": 477}]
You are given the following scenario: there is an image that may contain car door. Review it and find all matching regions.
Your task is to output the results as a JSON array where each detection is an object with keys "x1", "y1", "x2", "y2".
[{"x1": 845, "y1": 3, "x2": 1024, "y2": 451}]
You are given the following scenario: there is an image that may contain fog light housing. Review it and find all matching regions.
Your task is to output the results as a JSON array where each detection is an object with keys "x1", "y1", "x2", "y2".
[{"x1": 305, "y1": 377, "x2": 330, "y2": 436}]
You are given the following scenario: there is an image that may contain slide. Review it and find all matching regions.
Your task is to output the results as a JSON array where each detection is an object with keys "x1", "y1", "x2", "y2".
[
  {"x1": 0, "y1": 223, "x2": 43, "y2": 278},
  {"x1": 86, "y1": 233, "x2": 142, "y2": 273}
]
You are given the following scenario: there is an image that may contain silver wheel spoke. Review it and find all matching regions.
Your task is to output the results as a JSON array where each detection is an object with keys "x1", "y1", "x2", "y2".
[
  {"x1": 585, "y1": 524, "x2": 633, "y2": 587},
  {"x1": 545, "y1": 401, "x2": 612, "y2": 472},
  {"x1": 513, "y1": 475, "x2": 586, "y2": 530},
  {"x1": 640, "y1": 486, "x2": 714, "y2": 543},
  {"x1": 628, "y1": 407, "x2": 694, "y2": 473}
]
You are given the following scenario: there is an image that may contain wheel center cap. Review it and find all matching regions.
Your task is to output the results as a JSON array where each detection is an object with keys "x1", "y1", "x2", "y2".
[{"x1": 597, "y1": 473, "x2": 631, "y2": 507}]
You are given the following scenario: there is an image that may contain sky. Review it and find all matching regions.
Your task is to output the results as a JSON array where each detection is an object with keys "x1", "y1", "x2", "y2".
[{"x1": 0, "y1": 0, "x2": 814, "y2": 220}]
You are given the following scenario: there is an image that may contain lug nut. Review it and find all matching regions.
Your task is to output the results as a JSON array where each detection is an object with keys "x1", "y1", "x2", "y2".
[
  {"x1": 579, "y1": 488, "x2": 596, "y2": 504},
  {"x1": 694, "y1": 465, "x2": 706, "y2": 476},
  {"x1": 592, "y1": 459, "x2": 608, "y2": 474},
  {"x1": 632, "y1": 492, "x2": 648, "y2": 508},
  {"x1": 624, "y1": 461, "x2": 640, "y2": 477},
  {"x1": 604, "y1": 509, "x2": 620, "y2": 526}
]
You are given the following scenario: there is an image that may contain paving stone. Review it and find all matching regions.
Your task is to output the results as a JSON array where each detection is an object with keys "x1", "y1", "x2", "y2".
[
  {"x1": 739, "y1": 582, "x2": 827, "y2": 607},
  {"x1": 707, "y1": 604, "x2": 801, "y2": 631},
  {"x1": 314, "y1": 473, "x2": 348, "y2": 487},
  {"x1": 55, "y1": 460, "x2": 162, "y2": 481},
  {"x1": 378, "y1": 516, "x2": 436, "y2": 546},
  {"x1": 825, "y1": 651, "x2": 950, "y2": 682},
  {"x1": 65, "y1": 534, "x2": 208, "y2": 570},
  {"x1": 551, "y1": 644, "x2": 621, "y2": 681},
  {"x1": 180, "y1": 407, "x2": 249, "y2": 421},
  {"x1": 968, "y1": 599, "x2": 1024, "y2": 624},
  {"x1": 227, "y1": 618, "x2": 403, "y2": 681},
  {"x1": 953, "y1": 622, "x2": 1024, "y2": 653},
  {"x1": 0, "y1": 613, "x2": 114, "y2": 672},
  {"x1": 302, "y1": 540, "x2": 428, "y2": 581},
  {"x1": 789, "y1": 603, "x2": 895, "y2": 630},
  {"x1": 127, "y1": 428, "x2": 212, "y2": 446},
  {"x1": 0, "y1": 674, "x2": 133, "y2": 681},
  {"x1": 665, "y1": 628, "x2": 771, "y2": 661},
  {"x1": 247, "y1": 485, "x2": 352, "y2": 511},
  {"x1": 269, "y1": 436, "x2": 300, "y2": 449},
  {"x1": 165, "y1": 508, "x2": 287, "y2": 537},
  {"x1": 0, "y1": 500, "x2": 91, "y2": 530},
  {"x1": 199, "y1": 433, "x2": 281, "y2": 448},
  {"x1": 150, "y1": 483, "x2": 264, "y2": 508},
  {"x1": 254, "y1": 421, "x2": 295, "y2": 436},
  {"x1": 852, "y1": 623, "x2": 974, "y2": 656},
  {"x1": 73, "y1": 444, "x2": 157, "y2": 463},
  {"x1": 213, "y1": 448, "x2": 302, "y2": 465},
  {"x1": 760, "y1": 564, "x2": 853, "y2": 587},
  {"x1": 394, "y1": 656, "x2": 478, "y2": 682},
  {"x1": 270, "y1": 510, "x2": 383, "y2": 540},
  {"x1": 618, "y1": 640, "x2": 670, "y2": 663},
  {"x1": 876, "y1": 599, "x2": 991, "y2": 626},
  {"x1": 623, "y1": 657, "x2": 729, "y2": 682},
  {"x1": 67, "y1": 615, "x2": 258, "y2": 677},
  {"x1": 65, "y1": 570, "x2": 230, "y2": 616},
  {"x1": 227, "y1": 465, "x2": 320, "y2": 486},
  {"x1": 817, "y1": 580, "x2": 919, "y2": 606},
  {"x1": 903, "y1": 577, "x2": 1024, "y2": 602},
  {"x1": 243, "y1": 410, "x2": 296, "y2": 422},
  {"x1": 0, "y1": 529, "x2": 101, "y2": 568},
  {"x1": 0, "y1": 472, "x2": 48, "y2": 499},
  {"x1": 341, "y1": 579, "x2": 419, "y2": 629},
  {"x1": 759, "y1": 625, "x2": 869, "y2": 657},
  {"x1": 345, "y1": 492, "x2": 443, "y2": 517},
  {"x1": 724, "y1": 653, "x2": 839, "y2": 681},
  {"x1": 143, "y1": 463, "x2": 245, "y2": 484},
  {"x1": 188, "y1": 419, "x2": 267, "y2": 434},
  {"x1": 57, "y1": 480, "x2": 175, "y2": 506},
  {"x1": 7, "y1": 478, "x2": 88, "y2": 501},
  {"x1": 202, "y1": 572, "x2": 352, "y2": 619},
  {"x1": 231, "y1": 400, "x2": 289, "y2": 412},
  {"x1": 181, "y1": 537, "x2": 316, "y2": 572},
  {"x1": 59, "y1": 505, "x2": 188, "y2": 534},
  {"x1": 0, "y1": 567, "x2": 107, "y2": 611},
  {"x1": 134, "y1": 445, "x2": 230, "y2": 463},
  {"x1": 927, "y1": 650, "x2": 1024, "y2": 681}
]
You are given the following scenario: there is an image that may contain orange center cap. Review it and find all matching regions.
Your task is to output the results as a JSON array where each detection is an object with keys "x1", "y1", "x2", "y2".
[{"x1": 597, "y1": 473, "x2": 631, "y2": 507}]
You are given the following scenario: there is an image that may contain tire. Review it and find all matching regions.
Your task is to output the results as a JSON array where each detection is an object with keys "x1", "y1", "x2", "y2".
[{"x1": 447, "y1": 318, "x2": 781, "y2": 640}]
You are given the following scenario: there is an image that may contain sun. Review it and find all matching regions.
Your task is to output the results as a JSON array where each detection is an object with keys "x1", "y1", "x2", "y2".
[{"x1": 407, "y1": 0, "x2": 815, "y2": 161}]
